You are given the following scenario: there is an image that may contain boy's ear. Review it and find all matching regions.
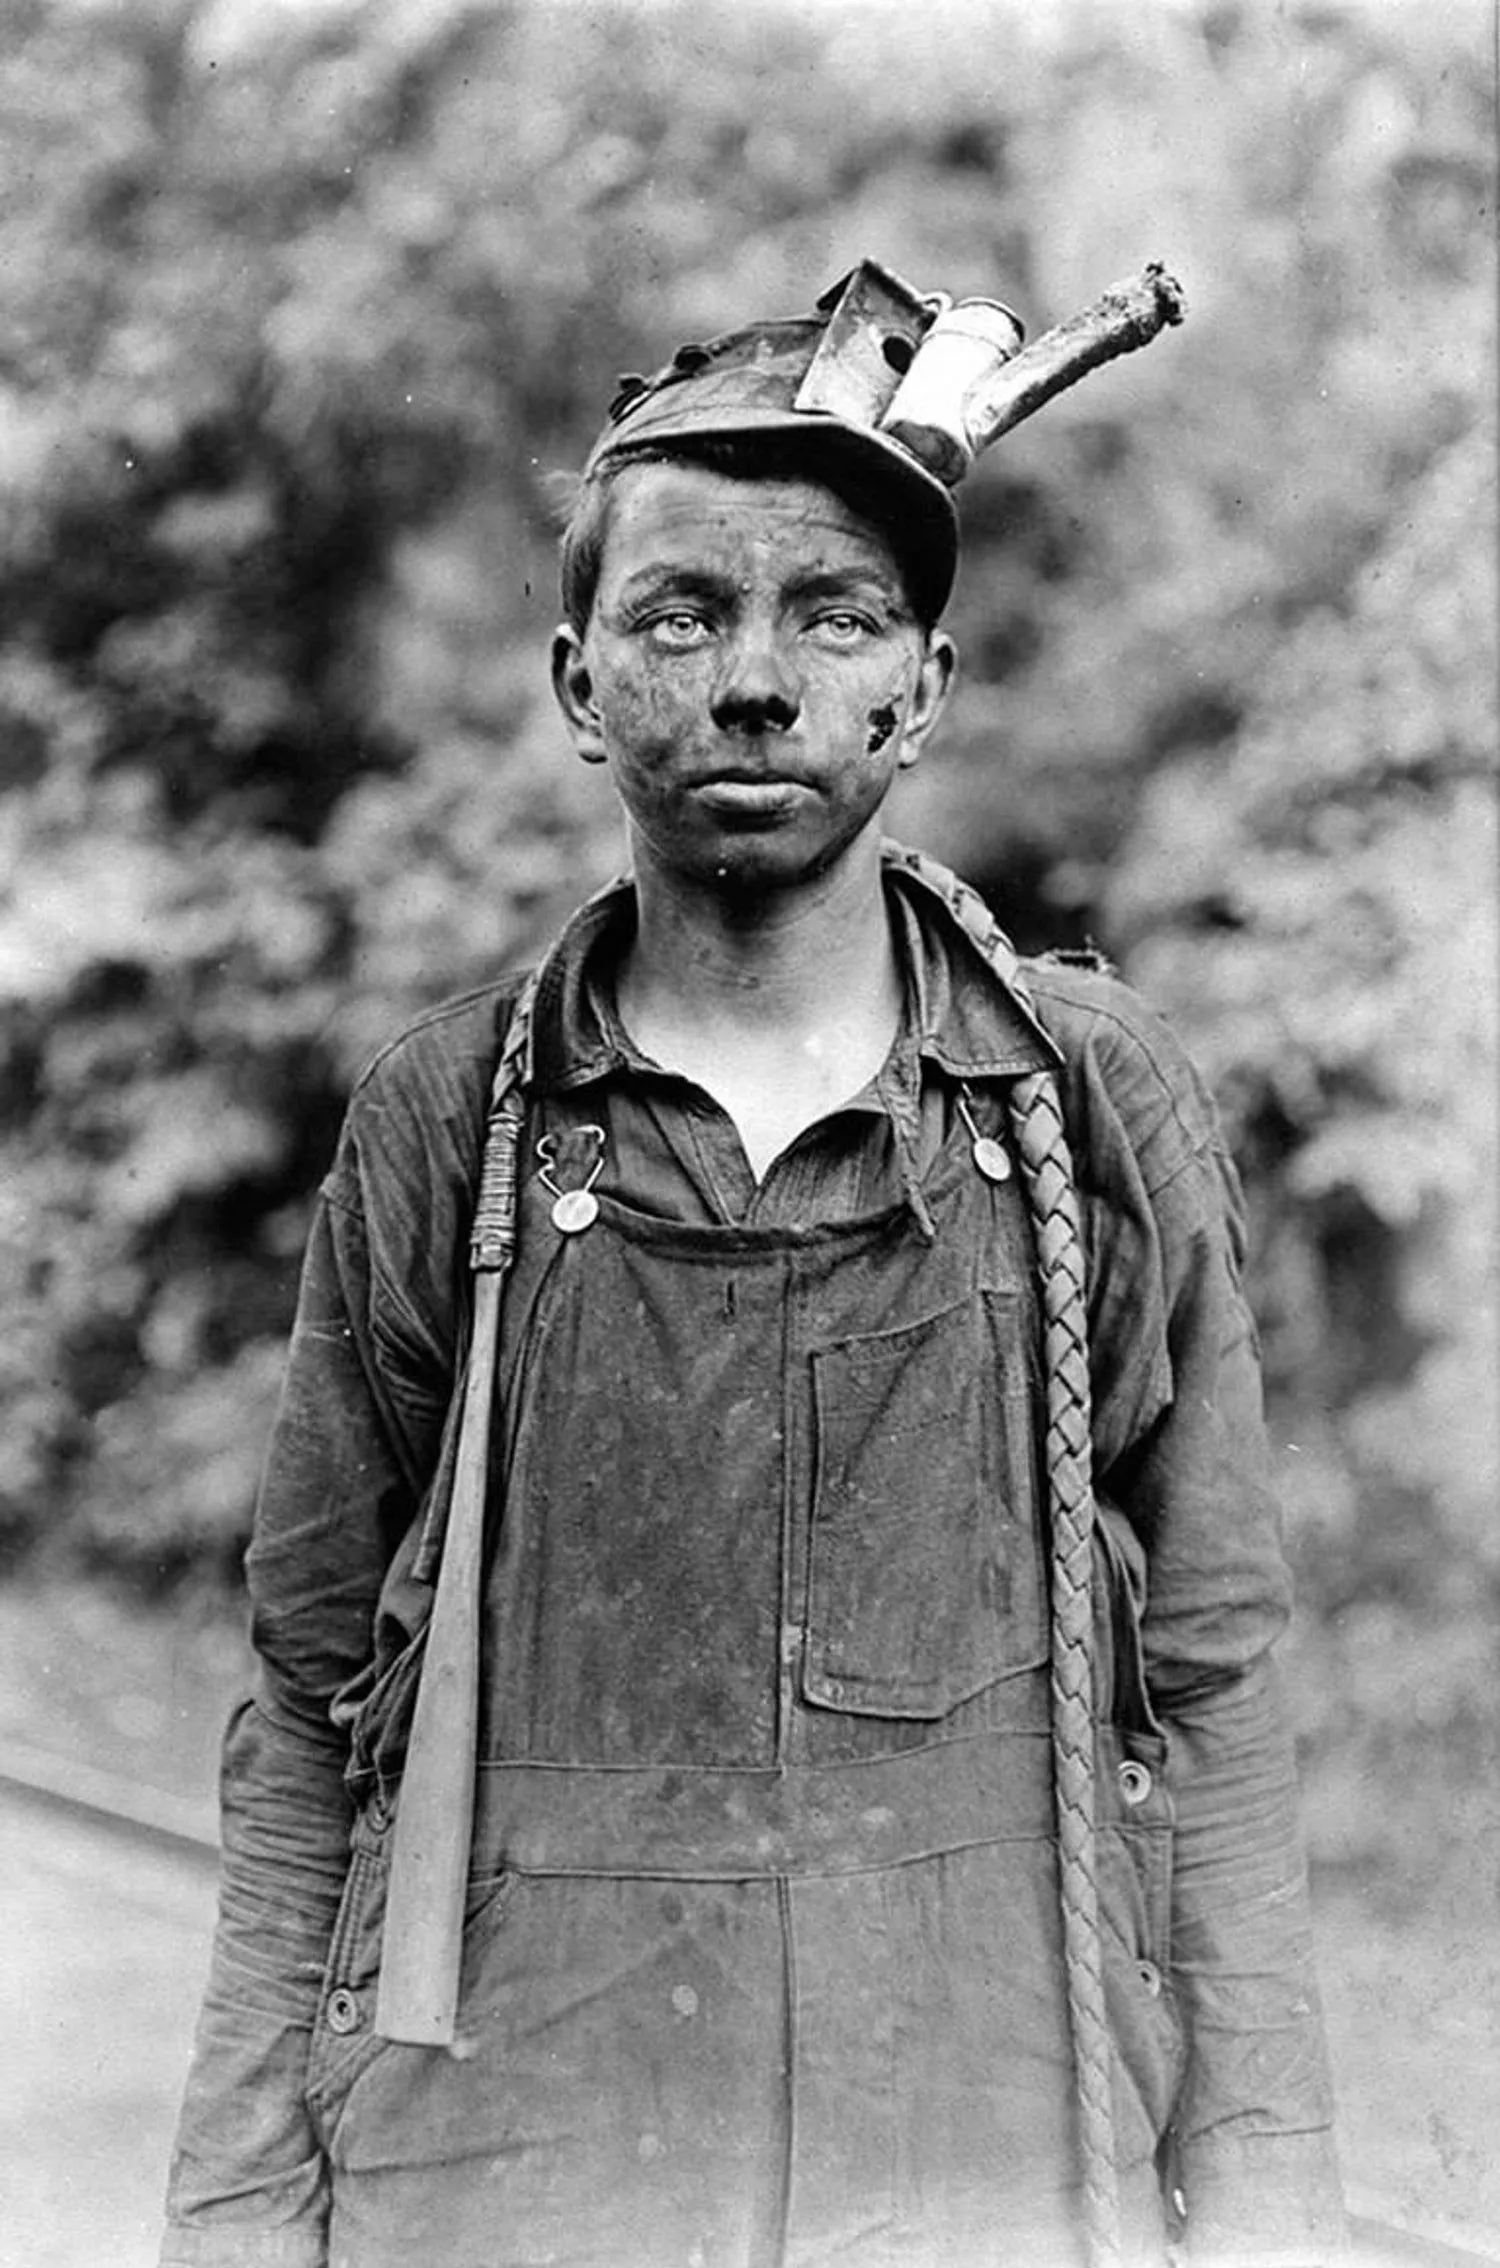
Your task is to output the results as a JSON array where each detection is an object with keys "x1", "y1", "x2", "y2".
[
  {"x1": 894, "y1": 631, "x2": 957, "y2": 770},
  {"x1": 551, "y1": 626, "x2": 608, "y2": 764}
]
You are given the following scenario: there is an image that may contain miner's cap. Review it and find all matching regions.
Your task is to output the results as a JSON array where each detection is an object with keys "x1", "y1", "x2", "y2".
[
  {"x1": 582, "y1": 260, "x2": 1026, "y2": 626},
  {"x1": 581, "y1": 256, "x2": 1187, "y2": 624}
]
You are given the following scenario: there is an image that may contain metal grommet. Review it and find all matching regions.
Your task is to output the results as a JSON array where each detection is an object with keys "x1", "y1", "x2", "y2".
[
  {"x1": 1136, "y1": 1959, "x2": 1163, "y2": 1998},
  {"x1": 326, "y1": 1987, "x2": 362, "y2": 2036},
  {"x1": 1118, "y1": 1758, "x2": 1153, "y2": 1807}
]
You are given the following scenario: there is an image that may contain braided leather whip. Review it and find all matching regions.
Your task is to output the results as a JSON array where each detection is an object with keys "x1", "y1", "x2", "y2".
[
  {"x1": 1007, "y1": 1069, "x2": 1121, "y2": 2268},
  {"x1": 890, "y1": 845, "x2": 1120, "y2": 2268}
]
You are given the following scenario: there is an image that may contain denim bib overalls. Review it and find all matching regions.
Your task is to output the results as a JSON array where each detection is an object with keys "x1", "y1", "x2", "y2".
[{"x1": 305, "y1": 1073, "x2": 1183, "y2": 2268}]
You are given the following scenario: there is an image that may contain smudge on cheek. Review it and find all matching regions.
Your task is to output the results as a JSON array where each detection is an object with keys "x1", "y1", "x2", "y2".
[
  {"x1": 603, "y1": 665, "x2": 694, "y2": 752},
  {"x1": 866, "y1": 703, "x2": 900, "y2": 754}
]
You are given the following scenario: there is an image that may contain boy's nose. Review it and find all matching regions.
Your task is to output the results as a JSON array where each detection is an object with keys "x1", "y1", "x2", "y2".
[{"x1": 709, "y1": 629, "x2": 801, "y2": 736}]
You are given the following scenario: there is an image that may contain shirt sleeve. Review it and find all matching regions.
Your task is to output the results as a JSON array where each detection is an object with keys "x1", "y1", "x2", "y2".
[
  {"x1": 159, "y1": 990, "x2": 500, "y2": 2266},
  {"x1": 1079, "y1": 1001, "x2": 1347, "y2": 2263},
  {"x1": 160, "y1": 1185, "x2": 423, "y2": 2268}
]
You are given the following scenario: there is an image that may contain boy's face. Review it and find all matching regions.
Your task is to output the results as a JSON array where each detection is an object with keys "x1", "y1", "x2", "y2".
[{"x1": 552, "y1": 460, "x2": 954, "y2": 898}]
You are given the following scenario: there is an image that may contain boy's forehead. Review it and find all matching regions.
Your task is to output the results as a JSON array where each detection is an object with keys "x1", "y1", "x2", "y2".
[{"x1": 599, "y1": 459, "x2": 907, "y2": 586}]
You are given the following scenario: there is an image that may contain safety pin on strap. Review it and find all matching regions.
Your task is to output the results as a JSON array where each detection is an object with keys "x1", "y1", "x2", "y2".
[
  {"x1": 956, "y1": 1085, "x2": 1012, "y2": 1184},
  {"x1": 536, "y1": 1125, "x2": 607, "y2": 1234}
]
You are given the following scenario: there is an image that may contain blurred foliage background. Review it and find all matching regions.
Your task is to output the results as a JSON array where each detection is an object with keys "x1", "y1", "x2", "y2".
[{"x1": 0, "y1": 0, "x2": 1493, "y2": 1925}]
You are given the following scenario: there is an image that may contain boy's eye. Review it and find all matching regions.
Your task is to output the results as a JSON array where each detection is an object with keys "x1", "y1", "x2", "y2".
[
  {"x1": 645, "y1": 610, "x2": 713, "y2": 648},
  {"x1": 809, "y1": 610, "x2": 875, "y2": 645}
]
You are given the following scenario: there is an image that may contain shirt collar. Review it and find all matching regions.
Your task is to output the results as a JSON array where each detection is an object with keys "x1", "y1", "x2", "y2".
[{"x1": 525, "y1": 841, "x2": 1059, "y2": 1097}]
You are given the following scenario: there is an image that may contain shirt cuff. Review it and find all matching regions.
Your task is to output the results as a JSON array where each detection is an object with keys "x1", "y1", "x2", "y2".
[{"x1": 159, "y1": 2224, "x2": 326, "y2": 2268}]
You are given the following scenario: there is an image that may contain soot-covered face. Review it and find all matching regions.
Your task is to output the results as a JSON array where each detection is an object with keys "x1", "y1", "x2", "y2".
[{"x1": 552, "y1": 461, "x2": 955, "y2": 897}]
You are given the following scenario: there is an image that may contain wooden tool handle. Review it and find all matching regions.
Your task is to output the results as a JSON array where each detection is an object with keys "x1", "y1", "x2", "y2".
[
  {"x1": 374, "y1": 1270, "x2": 501, "y2": 2045},
  {"x1": 964, "y1": 263, "x2": 1185, "y2": 453}
]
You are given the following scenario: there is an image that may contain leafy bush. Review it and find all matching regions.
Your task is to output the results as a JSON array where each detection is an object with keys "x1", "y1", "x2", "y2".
[{"x1": 1111, "y1": 422, "x2": 1498, "y2": 1895}]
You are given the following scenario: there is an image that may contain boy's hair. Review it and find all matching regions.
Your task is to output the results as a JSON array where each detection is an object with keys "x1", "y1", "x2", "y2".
[{"x1": 558, "y1": 434, "x2": 946, "y2": 636}]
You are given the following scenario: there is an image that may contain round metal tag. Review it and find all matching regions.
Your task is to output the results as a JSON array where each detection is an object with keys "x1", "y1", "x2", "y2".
[
  {"x1": 971, "y1": 1136, "x2": 1012, "y2": 1184},
  {"x1": 551, "y1": 1189, "x2": 600, "y2": 1235}
]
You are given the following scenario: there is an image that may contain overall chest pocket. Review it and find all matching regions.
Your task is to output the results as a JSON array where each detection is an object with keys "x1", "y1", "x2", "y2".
[{"x1": 805, "y1": 1288, "x2": 1046, "y2": 1719}]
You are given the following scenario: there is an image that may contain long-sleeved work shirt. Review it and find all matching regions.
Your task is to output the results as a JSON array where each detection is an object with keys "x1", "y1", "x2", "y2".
[{"x1": 162, "y1": 846, "x2": 1343, "y2": 2268}]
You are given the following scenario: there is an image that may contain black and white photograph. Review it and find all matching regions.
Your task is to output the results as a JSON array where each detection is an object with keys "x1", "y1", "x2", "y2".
[{"x1": 0, "y1": 3, "x2": 1493, "y2": 2264}]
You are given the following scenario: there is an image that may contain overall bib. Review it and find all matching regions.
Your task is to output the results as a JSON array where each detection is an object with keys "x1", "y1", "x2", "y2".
[{"x1": 305, "y1": 1096, "x2": 1183, "y2": 2268}]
